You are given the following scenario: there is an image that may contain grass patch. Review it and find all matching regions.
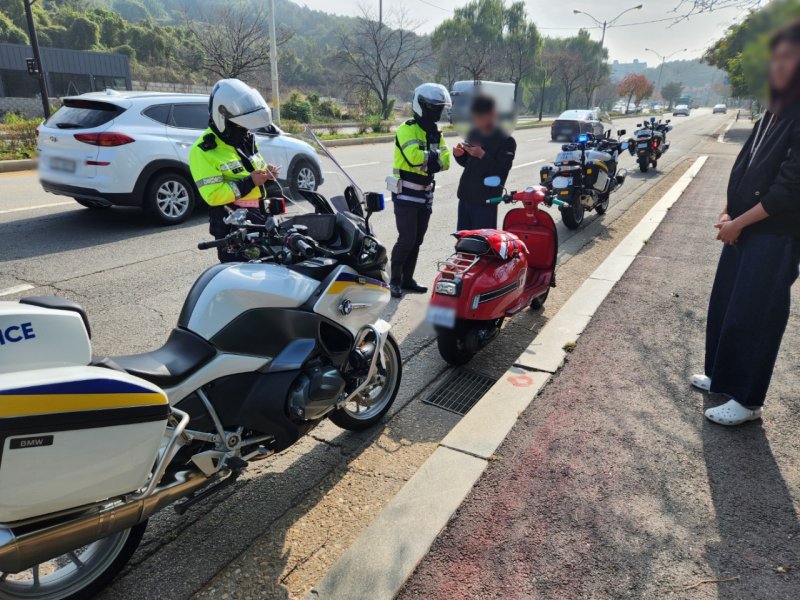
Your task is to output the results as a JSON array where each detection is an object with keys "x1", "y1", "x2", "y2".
[{"x1": 0, "y1": 116, "x2": 38, "y2": 160}]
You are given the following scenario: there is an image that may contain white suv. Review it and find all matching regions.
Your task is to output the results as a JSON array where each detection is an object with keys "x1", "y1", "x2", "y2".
[{"x1": 37, "y1": 90, "x2": 324, "y2": 224}]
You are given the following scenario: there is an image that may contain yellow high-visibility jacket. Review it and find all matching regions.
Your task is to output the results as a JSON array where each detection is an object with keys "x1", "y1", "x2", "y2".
[
  {"x1": 392, "y1": 119, "x2": 450, "y2": 205},
  {"x1": 189, "y1": 128, "x2": 268, "y2": 206}
]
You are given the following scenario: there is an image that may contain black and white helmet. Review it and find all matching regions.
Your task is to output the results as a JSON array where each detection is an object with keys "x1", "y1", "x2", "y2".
[
  {"x1": 209, "y1": 79, "x2": 272, "y2": 133},
  {"x1": 412, "y1": 83, "x2": 452, "y2": 122}
]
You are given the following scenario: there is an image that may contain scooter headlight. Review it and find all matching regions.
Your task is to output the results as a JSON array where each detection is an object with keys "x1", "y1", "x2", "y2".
[{"x1": 435, "y1": 279, "x2": 460, "y2": 296}]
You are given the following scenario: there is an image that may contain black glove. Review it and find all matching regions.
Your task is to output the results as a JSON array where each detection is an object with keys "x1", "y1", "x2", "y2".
[{"x1": 427, "y1": 149, "x2": 442, "y2": 174}]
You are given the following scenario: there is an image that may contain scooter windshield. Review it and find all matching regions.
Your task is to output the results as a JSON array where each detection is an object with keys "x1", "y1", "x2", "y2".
[{"x1": 276, "y1": 126, "x2": 367, "y2": 219}]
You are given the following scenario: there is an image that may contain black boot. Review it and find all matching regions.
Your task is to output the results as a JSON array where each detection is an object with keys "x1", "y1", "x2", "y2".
[
  {"x1": 390, "y1": 261, "x2": 404, "y2": 298},
  {"x1": 401, "y1": 279, "x2": 428, "y2": 293}
]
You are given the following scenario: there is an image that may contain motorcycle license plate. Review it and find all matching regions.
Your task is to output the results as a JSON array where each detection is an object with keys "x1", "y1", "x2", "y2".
[
  {"x1": 637, "y1": 142, "x2": 649, "y2": 148},
  {"x1": 552, "y1": 176, "x2": 572, "y2": 189},
  {"x1": 427, "y1": 305, "x2": 456, "y2": 329}
]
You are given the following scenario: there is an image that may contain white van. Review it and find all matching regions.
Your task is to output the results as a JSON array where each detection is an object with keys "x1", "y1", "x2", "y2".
[{"x1": 449, "y1": 80, "x2": 516, "y2": 125}]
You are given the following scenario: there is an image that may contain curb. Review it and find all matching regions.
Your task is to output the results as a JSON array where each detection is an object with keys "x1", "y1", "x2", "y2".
[
  {"x1": 0, "y1": 159, "x2": 36, "y2": 173},
  {"x1": 323, "y1": 121, "x2": 553, "y2": 148},
  {"x1": 308, "y1": 154, "x2": 709, "y2": 600}
]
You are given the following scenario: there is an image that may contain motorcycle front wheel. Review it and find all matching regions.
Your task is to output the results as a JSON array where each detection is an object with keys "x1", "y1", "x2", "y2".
[
  {"x1": 331, "y1": 334, "x2": 402, "y2": 431},
  {"x1": 0, "y1": 522, "x2": 147, "y2": 600},
  {"x1": 560, "y1": 199, "x2": 585, "y2": 230}
]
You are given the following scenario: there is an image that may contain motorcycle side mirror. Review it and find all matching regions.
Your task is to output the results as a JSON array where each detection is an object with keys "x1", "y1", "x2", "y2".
[
  {"x1": 666, "y1": 119, "x2": 671, "y2": 124},
  {"x1": 637, "y1": 123, "x2": 642, "y2": 128},
  {"x1": 365, "y1": 192, "x2": 385, "y2": 213},
  {"x1": 483, "y1": 175, "x2": 502, "y2": 187},
  {"x1": 617, "y1": 129, "x2": 626, "y2": 137},
  {"x1": 650, "y1": 117, "x2": 656, "y2": 123}
]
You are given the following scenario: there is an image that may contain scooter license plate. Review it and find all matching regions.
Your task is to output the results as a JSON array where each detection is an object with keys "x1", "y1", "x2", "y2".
[
  {"x1": 552, "y1": 176, "x2": 572, "y2": 189},
  {"x1": 427, "y1": 305, "x2": 457, "y2": 329}
]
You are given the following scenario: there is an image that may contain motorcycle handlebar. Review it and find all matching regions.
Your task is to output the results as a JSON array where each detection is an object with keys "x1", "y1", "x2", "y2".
[
  {"x1": 286, "y1": 233, "x2": 315, "y2": 259},
  {"x1": 197, "y1": 237, "x2": 230, "y2": 250}
]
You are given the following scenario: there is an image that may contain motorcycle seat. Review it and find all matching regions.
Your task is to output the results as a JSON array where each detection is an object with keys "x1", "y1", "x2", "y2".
[
  {"x1": 96, "y1": 328, "x2": 216, "y2": 388},
  {"x1": 20, "y1": 295, "x2": 92, "y2": 338},
  {"x1": 455, "y1": 236, "x2": 491, "y2": 256}
]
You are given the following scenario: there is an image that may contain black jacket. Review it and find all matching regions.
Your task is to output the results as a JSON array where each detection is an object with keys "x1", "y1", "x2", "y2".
[
  {"x1": 455, "y1": 128, "x2": 517, "y2": 206},
  {"x1": 727, "y1": 103, "x2": 800, "y2": 237}
]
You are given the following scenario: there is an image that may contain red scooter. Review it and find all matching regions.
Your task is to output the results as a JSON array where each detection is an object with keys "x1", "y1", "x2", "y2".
[{"x1": 427, "y1": 183, "x2": 563, "y2": 365}]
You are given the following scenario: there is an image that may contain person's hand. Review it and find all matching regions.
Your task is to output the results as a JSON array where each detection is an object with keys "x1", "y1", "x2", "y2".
[
  {"x1": 453, "y1": 144, "x2": 465, "y2": 158},
  {"x1": 464, "y1": 143, "x2": 485, "y2": 159},
  {"x1": 718, "y1": 212, "x2": 731, "y2": 224},
  {"x1": 251, "y1": 170, "x2": 270, "y2": 186},
  {"x1": 715, "y1": 218, "x2": 743, "y2": 245},
  {"x1": 265, "y1": 164, "x2": 280, "y2": 181}
]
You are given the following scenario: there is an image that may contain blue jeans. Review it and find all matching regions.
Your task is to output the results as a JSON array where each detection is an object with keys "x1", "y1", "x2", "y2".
[{"x1": 705, "y1": 232, "x2": 800, "y2": 407}]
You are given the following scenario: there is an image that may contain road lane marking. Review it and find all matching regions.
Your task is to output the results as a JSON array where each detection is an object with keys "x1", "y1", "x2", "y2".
[
  {"x1": 511, "y1": 160, "x2": 544, "y2": 170},
  {"x1": 0, "y1": 201, "x2": 73, "y2": 215},
  {"x1": 718, "y1": 120, "x2": 735, "y2": 144},
  {"x1": 526, "y1": 137, "x2": 544, "y2": 142},
  {"x1": 342, "y1": 161, "x2": 381, "y2": 168},
  {"x1": 0, "y1": 284, "x2": 34, "y2": 297}
]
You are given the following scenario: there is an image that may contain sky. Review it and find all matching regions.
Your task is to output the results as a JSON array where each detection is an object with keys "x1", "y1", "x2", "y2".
[{"x1": 292, "y1": 0, "x2": 756, "y2": 65}]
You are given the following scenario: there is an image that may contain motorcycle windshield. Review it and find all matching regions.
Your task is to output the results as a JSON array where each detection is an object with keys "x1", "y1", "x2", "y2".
[{"x1": 279, "y1": 126, "x2": 367, "y2": 219}]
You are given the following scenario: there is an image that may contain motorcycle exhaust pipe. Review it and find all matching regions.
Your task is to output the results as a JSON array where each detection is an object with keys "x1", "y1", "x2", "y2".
[{"x1": 0, "y1": 468, "x2": 219, "y2": 573}]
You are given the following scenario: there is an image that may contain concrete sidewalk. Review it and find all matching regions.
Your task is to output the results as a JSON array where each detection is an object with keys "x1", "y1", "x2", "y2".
[{"x1": 398, "y1": 130, "x2": 800, "y2": 599}]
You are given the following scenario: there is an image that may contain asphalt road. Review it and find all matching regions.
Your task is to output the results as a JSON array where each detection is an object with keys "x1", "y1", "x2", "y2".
[{"x1": 0, "y1": 108, "x2": 730, "y2": 598}]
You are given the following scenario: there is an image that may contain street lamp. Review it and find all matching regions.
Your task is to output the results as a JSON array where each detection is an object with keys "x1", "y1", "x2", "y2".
[
  {"x1": 573, "y1": 4, "x2": 643, "y2": 107},
  {"x1": 645, "y1": 47, "x2": 687, "y2": 99},
  {"x1": 269, "y1": 0, "x2": 281, "y2": 123}
]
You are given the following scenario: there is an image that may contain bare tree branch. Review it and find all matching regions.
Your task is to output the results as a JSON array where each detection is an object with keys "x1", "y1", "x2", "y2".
[
  {"x1": 183, "y1": 1, "x2": 293, "y2": 81},
  {"x1": 338, "y1": 5, "x2": 426, "y2": 119},
  {"x1": 673, "y1": 0, "x2": 765, "y2": 18}
]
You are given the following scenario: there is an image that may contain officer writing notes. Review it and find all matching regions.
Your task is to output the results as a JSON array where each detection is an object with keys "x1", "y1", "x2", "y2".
[
  {"x1": 389, "y1": 83, "x2": 452, "y2": 298},
  {"x1": 189, "y1": 78, "x2": 280, "y2": 262},
  {"x1": 453, "y1": 94, "x2": 516, "y2": 230}
]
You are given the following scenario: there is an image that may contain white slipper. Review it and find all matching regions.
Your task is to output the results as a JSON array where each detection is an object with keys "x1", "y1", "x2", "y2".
[
  {"x1": 705, "y1": 399, "x2": 762, "y2": 426},
  {"x1": 690, "y1": 373, "x2": 711, "y2": 391}
]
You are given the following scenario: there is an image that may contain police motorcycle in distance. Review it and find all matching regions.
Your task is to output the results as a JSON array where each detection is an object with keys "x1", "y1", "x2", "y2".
[
  {"x1": 0, "y1": 130, "x2": 400, "y2": 600},
  {"x1": 627, "y1": 116, "x2": 672, "y2": 173},
  {"x1": 540, "y1": 131, "x2": 629, "y2": 230},
  {"x1": 427, "y1": 177, "x2": 565, "y2": 365}
]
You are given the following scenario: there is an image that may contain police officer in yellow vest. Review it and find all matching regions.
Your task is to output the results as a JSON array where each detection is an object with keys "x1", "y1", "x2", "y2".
[
  {"x1": 389, "y1": 83, "x2": 452, "y2": 298},
  {"x1": 189, "y1": 79, "x2": 280, "y2": 262}
]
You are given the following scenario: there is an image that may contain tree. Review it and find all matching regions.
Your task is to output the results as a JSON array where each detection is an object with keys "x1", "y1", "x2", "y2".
[
  {"x1": 675, "y1": 0, "x2": 765, "y2": 18},
  {"x1": 535, "y1": 42, "x2": 560, "y2": 120},
  {"x1": 66, "y1": 16, "x2": 100, "y2": 50},
  {"x1": 661, "y1": 81, "x2": 684, "y2": 109},
  {"x1": 432, "y1": 0, "x2": 506, "y2": 82},
  {"x1": 184, "y1": 1, "x2": 292, "y2": 80},
  {"x1": 618, "y1": 73, "x2": 654, "y2": 113},
  {"x1": 0, "y1": 11, "x2": 27, "y2": 44},
  {"x1": 339, "y1": 7, "x2": 426, "y2": 120},
  {"x1": 503, "y1": 2, "x2": 541, "y2": 103}
]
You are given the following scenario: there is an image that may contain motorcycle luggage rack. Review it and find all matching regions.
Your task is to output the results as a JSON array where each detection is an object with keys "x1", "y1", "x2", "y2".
[{"x1": 437, "y1": 252, "x2": 480, "y2": 275}]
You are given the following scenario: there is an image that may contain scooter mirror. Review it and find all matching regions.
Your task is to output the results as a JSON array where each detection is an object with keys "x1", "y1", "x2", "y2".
[{"x1": 483, "y1": 175, "x2": 502, "y2": 187}]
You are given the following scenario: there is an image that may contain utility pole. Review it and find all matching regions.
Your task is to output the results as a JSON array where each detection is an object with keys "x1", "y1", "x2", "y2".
[
  {"x1": 574, "y1": 5, "x2": 642, "y2": 109},
  {"x1": 269, "y1": 0, "x2": 281, "y2": 123},
  {"x1": 379, "y1": 0, "x2": 383, "y2": 26},
  {"x1": 23, "y1": 0, "x2": 50, "y2": 119}
]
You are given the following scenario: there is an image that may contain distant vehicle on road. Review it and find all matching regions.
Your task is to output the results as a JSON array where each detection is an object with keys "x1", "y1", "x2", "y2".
[
  {"x1": 37, "y1": 90, "x2": 323, "y2": 224},
  {"x1": 449, "y1": 80, "x2": 516, "y2": 125},
  {"x1": 673, "y1": 104, "x2": 691, "y2": 117},
  {"x1": 713, "y1": 103, "x2": 728, "y2": 114},
  {"x1": 550, "y1": 109, "x2": 612, "y2": 142}
]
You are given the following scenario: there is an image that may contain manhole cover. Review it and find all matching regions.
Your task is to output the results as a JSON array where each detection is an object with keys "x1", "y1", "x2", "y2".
[{"x1": 422, "y1": 369, "x2": 497, "y2": 416}]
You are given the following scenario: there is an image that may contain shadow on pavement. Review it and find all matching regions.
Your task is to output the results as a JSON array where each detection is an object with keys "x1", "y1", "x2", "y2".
[
  {"x1": 702, "y1": 408, "x2": 800, "y2": 599},
  {"x1": 0, "y1": 206, "x2": 208, "y2": 262}
]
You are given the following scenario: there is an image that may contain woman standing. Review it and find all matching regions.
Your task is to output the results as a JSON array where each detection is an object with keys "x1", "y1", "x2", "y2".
[{"x1": 692, "y1": 21, "x2": 800, "y2": 426}]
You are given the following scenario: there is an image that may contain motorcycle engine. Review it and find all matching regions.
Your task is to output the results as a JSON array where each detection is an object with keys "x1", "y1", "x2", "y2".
[{"x1": 288, "y1": 361, "x2": 346, "y2": 421}]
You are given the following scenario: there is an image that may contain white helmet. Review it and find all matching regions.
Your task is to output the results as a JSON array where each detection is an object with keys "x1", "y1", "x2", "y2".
[
  {"x1": 412, "y1": 83, "x2": 452, "y2": 122},
  {"x1": 209, "y1": 79, "x2": 272, "y2": 133}
]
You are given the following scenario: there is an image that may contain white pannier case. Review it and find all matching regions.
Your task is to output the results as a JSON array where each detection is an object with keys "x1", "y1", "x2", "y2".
[{"x1": 0, "y1": 302, "x2": 169, "y2": 522}]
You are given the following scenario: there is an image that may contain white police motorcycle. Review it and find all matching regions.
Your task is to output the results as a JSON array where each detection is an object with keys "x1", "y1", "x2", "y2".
[{"x1": 0, "y1": 131, "x2": 399, "y2": 599}]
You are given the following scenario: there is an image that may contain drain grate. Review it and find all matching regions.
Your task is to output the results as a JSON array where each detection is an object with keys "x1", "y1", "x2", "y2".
[{"x1": 423, "y1": 369, "x2": 498, "y2": 416}]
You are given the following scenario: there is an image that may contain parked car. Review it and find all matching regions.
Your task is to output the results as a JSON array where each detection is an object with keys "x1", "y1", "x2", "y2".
[
  {"x1": 712, "y1": 103, "x2": 728, "y2": 114},
  {"x1": 673, "y1": 104, "x2": 691, "y2": 117},
  {"x1": 37, "y1": 90, "x2": 324, "y2": 224},
  {"x1": 550, "y1": 109, "x2": 613, "y2": 142}
]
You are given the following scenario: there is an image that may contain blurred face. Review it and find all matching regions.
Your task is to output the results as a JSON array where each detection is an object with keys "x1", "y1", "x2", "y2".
[
  {"x1": 770, "y1": 40, "x2": 800, "y2": 93},
  {"x1": 472, "y1": 110, "x2": 497, "y2": 133}
]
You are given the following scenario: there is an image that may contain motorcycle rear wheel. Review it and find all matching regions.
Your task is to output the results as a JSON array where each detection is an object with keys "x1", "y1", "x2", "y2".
[
  {"x1": 638, "y1": 157, "x2": 650, "y2": 173},
  {"x1": 0, "y1": 522, "x2": 147, "y2": 600},
  {"x1": 331, "y1": 334, "x2": 402, "y2": 431},
  {"x1": 595, "y1": 194, "x2": 610, "y2": 215},
  {"x1": 436, "y1": 329, "x2": 476, "y2": 366},
  {"x1": 530, "y1": 288, "x2": 550, "y2": 310},
  {"x1": 559, "y1": 200, "x2": 585, "y2": 230}
]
